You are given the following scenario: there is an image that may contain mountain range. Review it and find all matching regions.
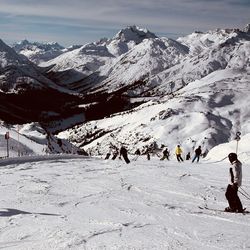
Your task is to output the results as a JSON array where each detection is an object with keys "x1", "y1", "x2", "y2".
[{"x1": 0, "y1": 24, "x2": 249, "y2": 155}]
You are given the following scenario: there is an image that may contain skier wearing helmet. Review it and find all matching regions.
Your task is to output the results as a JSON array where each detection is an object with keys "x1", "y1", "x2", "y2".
[{"x1": 225, "y1": 153, "x2": 244, "y2": 213}]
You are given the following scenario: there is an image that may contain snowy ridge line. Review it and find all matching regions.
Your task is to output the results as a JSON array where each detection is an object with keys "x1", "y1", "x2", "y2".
[{"x1": 0, "y1": 154, "x2": 88, "y2": 167}]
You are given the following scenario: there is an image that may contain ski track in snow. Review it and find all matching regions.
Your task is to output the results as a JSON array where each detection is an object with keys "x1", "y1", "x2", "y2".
[{"x1": 0, "y1": 156, "x2": 249, "y2": 249}]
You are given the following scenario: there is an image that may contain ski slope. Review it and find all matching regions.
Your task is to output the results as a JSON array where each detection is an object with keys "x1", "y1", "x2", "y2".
[
  {"x1": 0, "y1": 155, "x2": 249, "y2": 249},
  {"x1": 0, "y1": 123, "x2": 80, "y2": 158},
  {"x1": 0, "y1": 125, "x2": 46, "y2": 158}
]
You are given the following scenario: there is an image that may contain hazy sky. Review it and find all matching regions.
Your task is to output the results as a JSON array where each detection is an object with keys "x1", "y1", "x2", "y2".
[{"x1": 0, "y1": 0, "x2": 249, "y2": 46}]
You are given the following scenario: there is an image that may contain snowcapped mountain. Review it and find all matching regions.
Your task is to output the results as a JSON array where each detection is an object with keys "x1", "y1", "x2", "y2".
[
  {"x1": 83, "y1": 37, "x2": 188, "y2": 96},
  {"x1": 40, "y1": 26, "x2": 159, "y2": 87},
  {"x1": 60, "y1": 66, "x2": 250, "y2": 158},
  {"x1": 0, "y1": 38, "x2": 136, "y2": 129},
  {"x1": 0, "y1": 39, "x2": 86, "y2": 125},
  {"x1": 0, "y1": 38, "x2": 61, "y2": 93},
  {"x1": 1, "y1": 24, "x2": 250, "y2": 157},
  {"x1": 56, "y1": 24, "x2": 250, "y2": 156},
  {"x1": 12, "y1": 39, "x2": 66, "y2": 64},
  {"x1": 41, "y1": 25, "x2": 249, "y2": 97}
]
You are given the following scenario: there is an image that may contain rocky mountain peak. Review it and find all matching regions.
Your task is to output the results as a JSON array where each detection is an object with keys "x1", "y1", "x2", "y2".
[
  {"x1": 114, "y1": 25, "x2": 157, "y2": 43},
  {"x1": 243, "y1": 23, "x2": 250, "y2": 33},
  {"x1": 0, "y1": 39, "x2": 29, "y2": 67},
  {"x1": 13, "y1": 40, "x2": 64, "y2": 52}
]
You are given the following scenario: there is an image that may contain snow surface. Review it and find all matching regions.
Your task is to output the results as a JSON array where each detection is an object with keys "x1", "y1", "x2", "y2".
[{"x1": 0, "y1": 153, "x2": 250, "y2": 249}]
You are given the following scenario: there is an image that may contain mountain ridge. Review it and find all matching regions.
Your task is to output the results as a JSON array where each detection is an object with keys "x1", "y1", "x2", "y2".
[{"x1": 0, "y1": 24, "x2": 250, "y2": 156}]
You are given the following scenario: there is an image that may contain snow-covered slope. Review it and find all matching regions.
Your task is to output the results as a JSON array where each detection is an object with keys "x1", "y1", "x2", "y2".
[
  {"x1": 59, "y1": 66, "x2": 250, "y2": 158},
  {"x1": 0, "y1": 153, "x2": 249, "y2": 249},
  {"x1": 0, "y1": 122, "x2": 85, "y2": 157}
]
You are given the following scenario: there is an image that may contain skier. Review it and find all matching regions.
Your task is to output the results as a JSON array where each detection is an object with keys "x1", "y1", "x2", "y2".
[
  {"x1": 160, "y1": 147, "x2": 170, "y2": 160},
  {"x1": 225, "y1": 152, "x2": 244, "y2": 213},
  {"x1": 105, "y1": 152, "x2": 111, "y2": 160},
  {"x1": 111, "y1": 146, "x2": 119, "y2": 160},
  {"x1": 144, "y1": 146, "x2": 151, "y2": 160},
  {"x1": 147, "y1": 152, "x2": 150, "y2": 160},
  {"x1": 192, "y1": 146, "x2": 202, "y2": 163},
  {"x1": 120, "y1": 145, "x2": 130, "y2": 164},
  {"x1": 133, "y1": 148, "x2": 141, "y2": 161},
  {"x1": 134, "y1": 149, "x2": 141, "y2": 156},
  {"x1": 186, "y1": 152, "x2": 191, "y2": 160},
  {"x1": 175, "y1": 145, "x2": 184, "y2": 162}
]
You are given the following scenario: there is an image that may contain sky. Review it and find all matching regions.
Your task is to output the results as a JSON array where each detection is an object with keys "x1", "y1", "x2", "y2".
[{"x1": 0, "y1": 0, "x2": 249, "y2": 47}]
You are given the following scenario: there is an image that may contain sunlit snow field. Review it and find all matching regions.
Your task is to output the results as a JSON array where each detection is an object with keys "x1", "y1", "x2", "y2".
[{"x1": 0, "y1": 155, "x2": 250, "y2": 249}]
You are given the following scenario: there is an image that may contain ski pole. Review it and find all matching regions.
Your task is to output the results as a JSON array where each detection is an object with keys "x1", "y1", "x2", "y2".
[
  {"x1": 239, "y1": 187, "x2": 250, "y2": 199},
  {"x1": 239, "y1": 190, "x2": 250, "y2": 200},
  {"x1": 133, "y1": 155, "x2": 139, "y2": 161},
  {"x1": 203, "y1": 156, "x2": 227, "y2": 164}
]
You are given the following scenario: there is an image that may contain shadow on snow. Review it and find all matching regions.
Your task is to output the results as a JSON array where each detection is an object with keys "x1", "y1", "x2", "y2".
[{"x1": 0, "y1": 208, "x2": 60, "y2": 217}]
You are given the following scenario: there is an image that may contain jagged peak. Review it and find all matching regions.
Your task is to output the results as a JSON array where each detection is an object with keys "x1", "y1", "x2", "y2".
[
  {"x1": 114, "y1": 25, "x2": 157, "y2": 43},
  {"x1": 16, "y1": 39, "x2": 30, "y2": 46},
  {"x1": 13, "y1": 40, "x2": 65, "y2": 51},
  {"x1": 0, "y1": 38, "x2": 13, "y2": 49},
  {"x1": 0, "y1": 38, "x2": 19, "y2": 54},
  {"x1": 242, "y1": 24, "x2": 250, "y2": 33},
  {"x1": 0, "y1": 38, "x2": 30, "y2": 67}
]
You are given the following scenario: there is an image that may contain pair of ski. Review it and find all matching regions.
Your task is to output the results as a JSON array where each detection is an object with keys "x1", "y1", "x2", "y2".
[{"x1": 198, "y1": 206, "x2": 249, "y2": 214}]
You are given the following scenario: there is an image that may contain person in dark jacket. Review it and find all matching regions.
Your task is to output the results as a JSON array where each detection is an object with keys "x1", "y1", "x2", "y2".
[
  {"x1": 120, "y1": 146, "x2": 130, "y2": 164},
  {"x1": 160, "y1": 147, "x2": 170, "y2": 160},
  {"x1": 144, "y1": 147, "x2": 151, "y2": 160},
  {"x1": 192, "y1": 146, "x2": 202, "y2": 163},
  {"x1": 111, "y1": 146, "x2": 119, "y2": 160},
  {"x1": 225, "y1": 153, "x2": 243, "y2": 213},
  {"x1": 135, "y1": 149, "x2": 141, "y2": 156},
  {"x1": 105, "y1": 153, "x2": 111, "y2": 159},
  {"x1": 186, "y1": 152, "x2": 191, "y2": 160}
]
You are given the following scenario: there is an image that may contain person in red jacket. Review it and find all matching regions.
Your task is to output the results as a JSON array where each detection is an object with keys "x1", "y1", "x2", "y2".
[{"x1": 225, "y1": 153, "x2": 244, "y2": 213}]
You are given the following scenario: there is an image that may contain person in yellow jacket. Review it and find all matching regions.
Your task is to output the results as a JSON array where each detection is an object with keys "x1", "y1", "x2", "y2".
[{"x1": 175, "y1": 145, "x2": 184, "y2": 162}]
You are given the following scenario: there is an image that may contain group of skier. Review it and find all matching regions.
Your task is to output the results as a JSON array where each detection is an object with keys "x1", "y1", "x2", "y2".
[
  {"x1": 105, "y1": 144, "x2": 130, "y2": 164},
  {"x1": 173, "y1": 145, "x2": 202, "y2": 163},
  {"x1": 159, "y1": 144, "x2": 202, "y2": 163},
  {"x1": 104, "y1": 143, "x2": 245, "y2": 213},
  {"x1": 105, "y1": 143, "x2": 204, "y2": 164}
]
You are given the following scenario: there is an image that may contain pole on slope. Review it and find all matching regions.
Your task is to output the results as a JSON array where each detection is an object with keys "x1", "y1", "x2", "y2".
[
  {"x1": 239, "y1": 187, "x2": 250, "y2": 200},
  {"x1": 5, "y1": 131, "x2": 10, "y2": 158},
  {"x1": 17, "y1": 125, "x2": 21, "y2": 157},
  {"x1": 235, "y1": 131, "x2": 241, "y2": 154}
]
